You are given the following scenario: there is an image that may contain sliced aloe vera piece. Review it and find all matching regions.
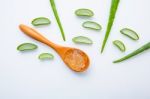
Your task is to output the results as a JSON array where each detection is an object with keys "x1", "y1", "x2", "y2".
[
  {"x1": 75, "y1": 9, "x2": 94, "y2": 17},
  {"x1": 82, "y1": 21, "x2": 102, "y2": 30},
  {"x1": 120, "y1": 28, "x2": 139, "y2": 40},
  {"x1": 39, "y1": 53, "x2": 54, "y2": 60},
  {"x1": 113, "y1": 40, "x2": 126, "y2": 52},
  {"x1": 31, "y1": 17, "x2": 51, "y2": 26},
  {"x1": 17, "y1": 43, "x2": 38, "y2": 51},
  {"x1": 72, "y1": 36, "x2": 93, "y2": 44}
]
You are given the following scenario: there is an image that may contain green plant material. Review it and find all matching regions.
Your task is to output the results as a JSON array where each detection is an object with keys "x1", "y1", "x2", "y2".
[
  {"x1": 39, "y1": 53, "x2": 54, "y2": 60},
  {"x1": 120, "y1": 28, "x2": 139, "y2": 40},
  {"x1": 101, "y1": 0, "x2": 120, "y2": 53},
  {"x1": 113, "y1": 42, "x2": 150, "y2": 63},
  {"x1": 72, "y1": 36, "x2": 93, "y2": 44},
  {"x1": 75, "y1": 9, "x2": 94, "y2": 17},
  {"x1": 82, "y1": 21, "x2": 102, "y2": 30},
  {"x1": 17, "y1": 43, "x2": 38, "y2": 51},
  {"x1": 49, "y1": 0, "x2": 66, "y2": 41},
  {"x1": 31, "y1": 17, "x2": 51, "y2": 26},
  {"x1": 113, "y1": 40, "x2": 126, "y2": 52}
]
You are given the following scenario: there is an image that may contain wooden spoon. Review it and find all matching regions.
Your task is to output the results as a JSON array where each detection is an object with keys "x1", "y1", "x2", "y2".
[{"x1": 19, "y1": 24, "x2": 90, "y2": 72}]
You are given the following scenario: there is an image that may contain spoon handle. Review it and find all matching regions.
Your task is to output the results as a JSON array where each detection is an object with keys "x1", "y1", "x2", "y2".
[{"x1": 19, "y1": 24, "x2": 58, "y2": 49}]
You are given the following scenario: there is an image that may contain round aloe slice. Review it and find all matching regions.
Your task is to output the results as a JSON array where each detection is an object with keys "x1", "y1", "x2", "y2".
[
  {"x1": 31, "y1": 17, "x2": 51, "y2": 26},
  {"x1": 72, "y1": 36, "x2": 93, "y2": 44},
  {"x1": 113, "y1": 40, "x2": 126, "y2": 52},
  {"x1": 75, "y1": 9, "x2": 94, "y2": 17},
  {"x1": 38, "y1": 53, "x2": 54, "y2": 60},
  {"x1": 120, "y1": 28, "x2": 139, "y2": 40},
  {"x1": 82, "y1": 21, "x2": 102, "y2": 30},
  {"x1": 17, "y1": 43, "x2": 38, "y2": 51}
]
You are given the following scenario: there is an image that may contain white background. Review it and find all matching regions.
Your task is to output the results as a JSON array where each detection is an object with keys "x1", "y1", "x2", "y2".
[{"x1": 0, "y1": 0, "x2": 150, "y2": 99}]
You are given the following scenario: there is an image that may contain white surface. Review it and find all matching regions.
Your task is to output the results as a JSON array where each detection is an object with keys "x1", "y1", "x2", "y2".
[{"x1": 0, "y1": 0, "x2": 150, "y2": 99}]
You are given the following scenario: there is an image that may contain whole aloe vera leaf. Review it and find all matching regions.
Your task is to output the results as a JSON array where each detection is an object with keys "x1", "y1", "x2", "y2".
[
  {"x1": 49, "y1": 0, "x2": 66, "y2": 41},
  {"x1": 101, "y1": 0, "x2": 120, "y2": 53}
]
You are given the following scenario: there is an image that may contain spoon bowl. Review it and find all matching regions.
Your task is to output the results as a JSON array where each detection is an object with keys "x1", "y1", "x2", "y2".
[
  {"x1": 62, "y1": 48, "x2": 89, "y2": 72},
  {"x1": 19, "y1": 24, "x2": 90, "y2": 72}
]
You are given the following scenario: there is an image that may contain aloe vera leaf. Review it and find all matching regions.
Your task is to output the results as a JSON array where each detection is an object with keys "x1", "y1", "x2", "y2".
[
  {"x1": 113, "y1": 42, "x2": 150, "y2": 63},
  {"x1": 101, "y1": 0, "x2": 120, "y2": 53},
  {"x1": 49, "y1": 0, "x2": 66, "y2": 41}
]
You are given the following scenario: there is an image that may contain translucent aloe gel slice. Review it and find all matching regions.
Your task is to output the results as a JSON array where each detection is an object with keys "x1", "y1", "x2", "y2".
[
  {"x1": 39, "y1": 53, "x2": 54, "y2": 60},
  {"x1": 120, "y1": 28, "x2": 139, "y2": 40},
  {"x1": 72, "y1": 36, "x2": 93, "y2": 44},
  {"x1": 32, "y1": 17, "x2": 51, "y2": 26},
  {"x1": 17, "y1": 43, "x2": 38, "y2": 51},
  {"x1": 75, "y1": 9, "x2": 94, "y2": 17},
  {"x1": 82, "y1": 21, "x2": 102, "y2": 30},
  {"x1": 113, "y1": 40, "x2": 126, "y2": 52}
]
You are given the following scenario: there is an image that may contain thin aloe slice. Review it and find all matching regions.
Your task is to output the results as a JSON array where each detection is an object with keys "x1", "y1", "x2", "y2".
[
  {"x1": 39, "y1": 53, "x2": 54, "y2": 60},
  {"x1": 17, "y1": 43, "x2": 38, "y2": 51},
  {"x1": 72, "y1": 36, "x2": 93, "y2": 44},
  {"x1": 75, "y1": 9, "x2": 94, "y2": 17},
  {"x1": 31, "y1": 17, "x2": 51, "y2": 26},
  {"x1": 113, "y1": 40, "x2": 126, "y2": 52},
  {"x1": 120, "y1": 28, "x2": 139, "y2": 40},
  {"x1": 82, "y1": 21, "x2": 102, "y2": 30}
]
